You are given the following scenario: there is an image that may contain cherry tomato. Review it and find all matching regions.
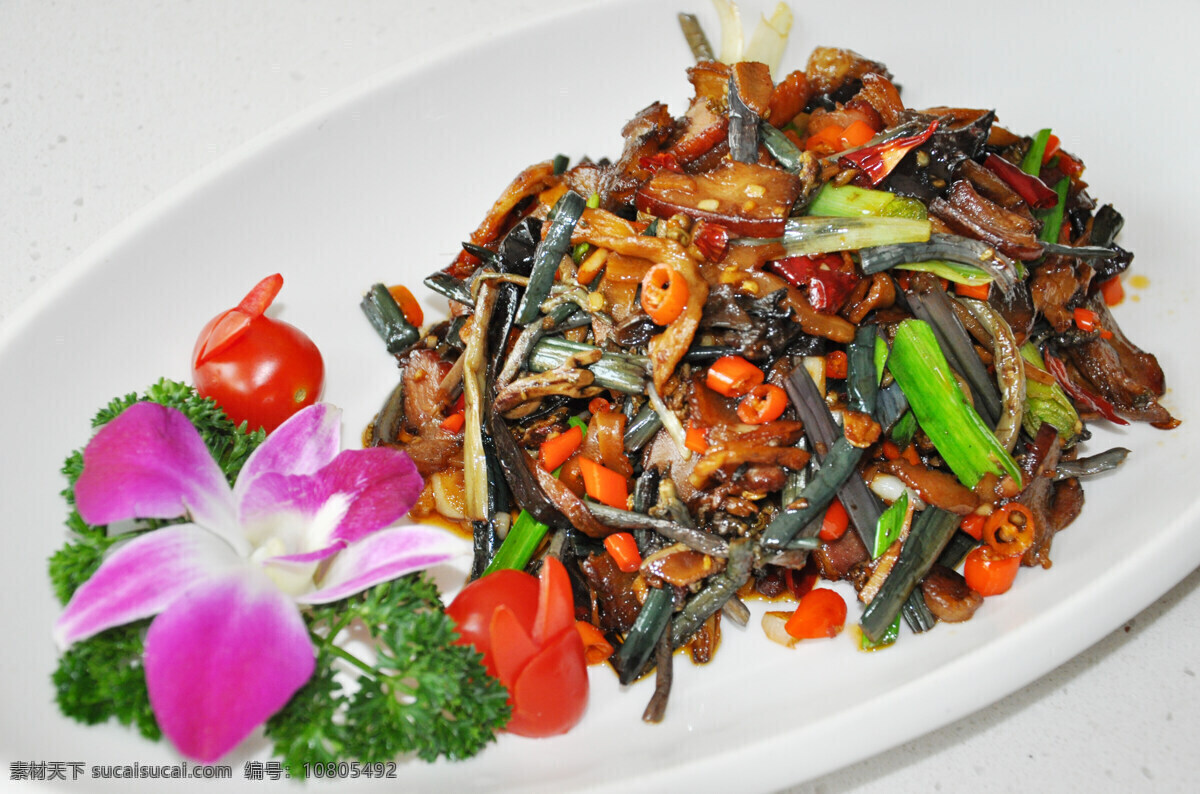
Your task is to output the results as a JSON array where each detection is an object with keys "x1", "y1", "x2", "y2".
[
  {"x1": 191, "y1": 274, "x2": 324, "y2": 433},
  {"x1": 963, "y1": 546, "x2": 1021, "y2": 597},
  {"x1": 446, "y1": 558, "x2": 588, "y2": 737}
]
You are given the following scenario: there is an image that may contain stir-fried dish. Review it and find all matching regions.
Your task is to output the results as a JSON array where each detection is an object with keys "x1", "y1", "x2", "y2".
[
  {"x1": 363, "y1": 31, "x2": 1178, "y2": 719},
  {"x1": 43, "y1": 8, "x2": 1182, "y2": 768}
]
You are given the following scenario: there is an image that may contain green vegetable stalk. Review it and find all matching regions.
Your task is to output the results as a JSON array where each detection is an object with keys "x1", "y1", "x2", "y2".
[
  {"x1": 485, "y1": 508, "x2": 549, "y2": 574},
  {"x1": 1019, "y1": 342, "x2": 1082, "y2": 443},
  {"x1": 860, "y1": 491, "x2": 909, "y2": 650},
  {"x1": 808, "y1": 183, "x2": 927, "y2": 220},
  {"x1": 1020, "y1": 128, "x2": 1053, "y2": 176},
  {"x1": 887, "y1": 320, "x2": 1022, "y2": 489}
]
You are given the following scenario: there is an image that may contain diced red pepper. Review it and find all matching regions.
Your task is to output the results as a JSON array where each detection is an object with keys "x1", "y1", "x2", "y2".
[
  {"x1": 1041, "y1": 134, "x2": 1061, "y2": 165},
  {"x1": 684, "y1": 422, "x2": 709, "y2": 454},
  {"x1": 1043, "y1": 351, "x2": 1129, "y2": 426},
  {"x1": 959, "y1": 513, "x2": 986, "y2": 541},
  {"x1": 818, "y1": 499, "x2": 850, "y2": 542},
  {"x1": 982, "y1": 153, "x2": 1059, "y2": 210},
  {"x1": 1098, "y1": 276, "x2": 1124, "y2": 307},
  {"x1": 838, "y1": 120, "x2": 939, "y2": 186},
  {"x1": 603, "y1": 532, "x2": 642, "y2": 573},
  {"x1": 1072, "y1": 307, "x2": 1100, "y2": 333},
  {"x1": 825, "y1": 350, "x2": 848, "y2": 379},
  {"x1": 691, "y1": 219, "x2": 730, "y2": 262},
  {"x1": 767, "y1": 254, "x2": 861, "y2": 314},
  {"x1": 638, "y1": 152, "x2": 684, "y2": 173}
]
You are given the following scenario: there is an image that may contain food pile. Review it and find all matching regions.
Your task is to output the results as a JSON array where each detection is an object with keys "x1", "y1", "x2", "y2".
[{"x1": 364, "y1": 34, "x2": 1177, "y2": 721}]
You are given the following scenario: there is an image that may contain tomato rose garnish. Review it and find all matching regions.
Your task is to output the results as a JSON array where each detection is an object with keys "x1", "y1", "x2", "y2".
[{"x1": 447, "y1": 557, "x2": 588, "y2": 737}]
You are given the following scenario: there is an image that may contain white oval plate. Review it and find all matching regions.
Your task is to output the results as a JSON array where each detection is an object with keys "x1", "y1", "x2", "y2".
[{"x1": 4, "y1": 1, "x2": 1199, "y2": 791}]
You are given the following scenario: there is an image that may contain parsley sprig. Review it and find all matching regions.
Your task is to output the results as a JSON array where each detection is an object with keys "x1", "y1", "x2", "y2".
[{"x1": 267, "y1": 575, "x2": 510, "y2": 771}]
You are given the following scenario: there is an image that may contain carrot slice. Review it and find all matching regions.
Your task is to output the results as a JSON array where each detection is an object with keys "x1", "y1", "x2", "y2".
[
  {"x1": 387, "y1": 284, "x2": 424, "y2": 327},
  {"x1": 539, "y1": 425, "x2": 583, "y2": 472},
  {"x1": 575, "y1": 621, "x2": 614, "y2": 665},
  {"x1": 684, "y1": 422, "x2": 709, "y2": 454},
  {"x1": 578, "y1": 457, "x2": 628, "y2": 509},
  {"x1": 603, "y1": 532, "x2": 642, "y2": 573},
  {"x1": 840, "y1": 120, "x2": 877, "y2": 149},
  {"x1": 954, "y1": 281, "x2": 991, "y2": 300}
]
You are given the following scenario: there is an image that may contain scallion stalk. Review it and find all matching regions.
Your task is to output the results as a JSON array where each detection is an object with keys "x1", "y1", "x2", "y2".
[
  {"x1": 895, "y1": 260, "x2": 993, "y2": 286},
  {"x1": 1037, "y1": 176, "x2": 1071, "y2": 245},
  {"x1": 1019, "y1": 342, "x2": 1082, "y2": 443},
  {"x1": 615, "y1": 585, "x2": 673, "y2": 685},
  {"x1": 760, "y1": 122, "x2": 805, "y2": 173},
  {"x1": 516, "y1": 190, "x2": 586, "y2": 325},
  {"x1": 461, "y1": 283, "x2": 498, "y2": 521},
  {"x1": 484, "y1": 509, "x2": 548, "y2": 574},
  {"x1": 860, "y1": 506, "x2": 959, "y2": 643},
  {"x1": 527, "y1": 339, "x2": 648, "y2": 394},
  {"x1": 585, "y1": 503, "x2": 730, "y2": 558},
  {"x1": 861, "y1": 491, "x2": 909, "y2": 649},
  {"x1": 623, "y1": 403, "x2": 663, "y2": 452},
  {"x1": 422, "y1": 272, "x2": 473, "y2": 306},
  {"x1": 808, "y1": 184, "x2": 928, "y2": 220},
  {"x1": 669, "y1": 539, "x2": 754, "y2": 648},
  {"x1": 859, "y1": 234, "x2": 1022, "y2": 296},
  {"x1": 735, "y1": 215, "x2": 931, "y2": 257},
  {"x1": 1020, "y1": 128, "x2": 1053, "y2": 176},
  {"x1": 888, "y1": 319, "x2": 1022, "y2": 489},
  {"x1": 360, "y1": 283, "x2": 421, "y2": 354},
  {"x1": 905, "y1": 280, "x2": 1003, "y2": 427},
  {"x1": 760, "y1": 437, "x2": 863, "y2": 550}
]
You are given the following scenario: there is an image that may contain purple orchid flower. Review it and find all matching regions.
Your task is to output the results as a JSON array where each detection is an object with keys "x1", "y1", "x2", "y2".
[{"x1": 53, "y1": 401, "x2": 464, "y2": 763}]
